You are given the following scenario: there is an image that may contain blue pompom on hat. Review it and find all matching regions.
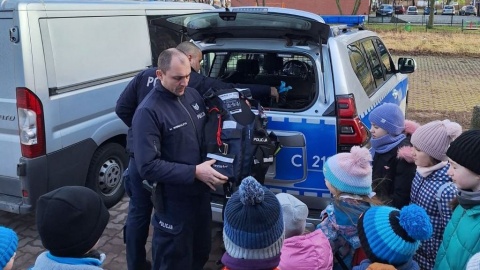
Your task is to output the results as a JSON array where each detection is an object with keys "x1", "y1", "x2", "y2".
[
  {"x1": 223, "y1": 176, "x2": 284, "y2": 262},
  {"x1": 369, "y1": 103, "x2": 405, "y2": 136},
  {"x1": 0, "y1": 226, "x2": 18, "y2": 269},
  {"x1": 358, "y1": 204, "x2": 433, "y2": 266}
]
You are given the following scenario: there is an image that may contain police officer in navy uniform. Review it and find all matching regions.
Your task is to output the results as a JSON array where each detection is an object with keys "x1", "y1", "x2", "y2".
[
  {"x1": 115, "y1": 41, "x2": 278, "y2": 270},
  {"x1": 131, "y1": 48, "x2": 228, "y2": 270}
]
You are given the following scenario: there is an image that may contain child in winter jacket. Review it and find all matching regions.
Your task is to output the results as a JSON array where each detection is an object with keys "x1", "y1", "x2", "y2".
[
  {"x1": 354, "y1": 204, "x2": 433, "y2": 270},
  {"x1": 277, "y1": 193, "x2": 333, "y2": 270},
  {"x1": 0, "y1": 226, "x2": 18, "y2": 270},
  {"x1": 317, "y1": 146, "x2": 381, "y2": 270},
  {"x1": 30, "y1": 186, "x2": 110, "y2": 270},
  {"x1": 409, "y1": 119, "x2": 462, "y2": 270},
  {"x1": 221, "y1": 176, "x2": 284, "y2": 270},
  {"x1": 434, "y1": 130, "x2": 480, "y2": 270},
  {"x1": 369, "y1": 103, "x2": 419, "y2": 209}
]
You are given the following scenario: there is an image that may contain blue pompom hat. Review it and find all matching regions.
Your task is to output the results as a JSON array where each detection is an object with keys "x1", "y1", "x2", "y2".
[
  {"x1": 0, "y1": 226, "x2": 18, "y2": 269},
  {"x1": 369, "y1": 103, "x2": 405, "y2": 136},
  {"x1": 358, "y1": 204, "x2": 433, "y2": 266},
  {"x1": 223, "y1": 176, "x2": 284, "y2": 260}
]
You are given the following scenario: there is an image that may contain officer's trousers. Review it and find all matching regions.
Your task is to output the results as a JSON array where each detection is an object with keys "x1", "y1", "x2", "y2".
[
  {"x1": 151, "y1": 191, "x2": 212, "y2": 270},
  {"x1": 124, "y1": 158, "x2": 153, "y2": 270}
]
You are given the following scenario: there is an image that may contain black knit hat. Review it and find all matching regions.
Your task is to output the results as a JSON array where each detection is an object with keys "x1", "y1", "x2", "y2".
[
  {"x1": 36, "y1": 186, "x2": 110, "y2": 257},
  {"x1": 447, "y1": 129, "x2": 480, "y2": 175}
]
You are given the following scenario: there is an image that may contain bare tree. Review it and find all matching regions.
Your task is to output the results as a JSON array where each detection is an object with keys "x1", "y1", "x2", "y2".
[
  {"x1": 427, "y1": 0, "x2": 435, "y2": 28},
  {"x1": 335, "y1": 0, "x2": 344, "y2": 14},
  {"x1": 352, "y1": 0, "x2": 362, "y2": 14},
  {"x1": 335, "y1": 0, "x2": 363, "y2": 15}
]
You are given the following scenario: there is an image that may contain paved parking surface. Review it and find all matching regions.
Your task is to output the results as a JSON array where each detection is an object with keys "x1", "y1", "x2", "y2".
[{"x1": 1, "y1": 55, "x2": 480, "y2": 270}]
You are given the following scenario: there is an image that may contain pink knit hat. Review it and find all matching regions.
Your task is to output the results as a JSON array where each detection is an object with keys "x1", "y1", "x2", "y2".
[
  {"x1": 323, "y1": 146, "x2": 373, "y2": 195},
  {"x1": 410, "y1": 120, "x2": 462, "y2": 161}
]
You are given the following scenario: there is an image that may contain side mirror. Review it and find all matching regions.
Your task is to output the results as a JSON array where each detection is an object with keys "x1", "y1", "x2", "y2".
[{"x1": 397, "y1": 57, "x2": 416, "y2": 74}]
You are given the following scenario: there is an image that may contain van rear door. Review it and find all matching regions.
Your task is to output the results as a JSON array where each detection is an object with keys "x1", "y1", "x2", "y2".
[{"x1": 0, "y1": 12, "x2": 23, "y2": 212}]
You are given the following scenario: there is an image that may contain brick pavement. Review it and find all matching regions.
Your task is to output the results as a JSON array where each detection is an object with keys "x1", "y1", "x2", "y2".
[{"x1": 1, "y1": 55, "x2": 479, "y2": 270}]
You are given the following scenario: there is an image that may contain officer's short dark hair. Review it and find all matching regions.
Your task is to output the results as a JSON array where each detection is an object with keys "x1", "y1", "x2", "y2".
[
  {"x1": 157, "y1": 48, "x2": 188, "y2": 73},
  {"x1": 176, "y1": 41, "x2": 201, "y2": 56}
]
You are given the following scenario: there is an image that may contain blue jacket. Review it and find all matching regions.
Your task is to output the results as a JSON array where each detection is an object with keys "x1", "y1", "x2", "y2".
[
  {"x1": 115, "y1": 67, "x2": 271, "y2": 127},
  {"x1": 30, "y1": 251, "x2": 105, "y2": 270},
  {"x1": 131, "y1": 83, "x2": 208, "y2": 196}
]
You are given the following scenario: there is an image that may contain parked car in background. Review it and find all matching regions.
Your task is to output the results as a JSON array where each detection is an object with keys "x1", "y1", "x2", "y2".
[
  {"x1": 459, "y1": 5, "x2": 477, "y2": 15},
  {"x1": 395, "y1": 5, "x2": 406, "y2": 14},
  {"x1": 442, "y1": 5, "x2": 456, "y2": 15},
  {"x1": 424, "y1": 6, "x2": 438, "y2": 15},
  {"x1": 407, "y1": 6, "x2": 418, "y2": 15},
  {"x1": 376, "y1": 4, "x2": 394, "y2": 16}
]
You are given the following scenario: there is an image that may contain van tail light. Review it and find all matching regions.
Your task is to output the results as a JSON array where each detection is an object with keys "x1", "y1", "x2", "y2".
[
  {"x1": 16, "y1": 87, "x2": 46, "y2": 158},
  {"x1": 336, "y1": 94, "x2": 370, "y2": 152}
]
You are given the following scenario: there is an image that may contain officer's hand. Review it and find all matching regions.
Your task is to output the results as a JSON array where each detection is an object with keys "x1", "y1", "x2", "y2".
[
  {"x1": 270, "y1": 87, "x2": 279, "y2": 103},
  {"x1": 195, "y1": 159, "x2": 228, "y2": 191}
]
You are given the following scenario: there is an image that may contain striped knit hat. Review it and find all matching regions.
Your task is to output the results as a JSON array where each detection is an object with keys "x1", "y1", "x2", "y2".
[
  {"x1": 0, "y1": 226, "x2": 18, "y2": 269},
  {"x1": 223, "y1": 176, "x2": 284, "y2": 262},
  {"x1": 358, "y1": 204, "x2": 433, "y2": 266},
  {"x1": 323, "y1": 146, "x2": 373, "y2": 196}
]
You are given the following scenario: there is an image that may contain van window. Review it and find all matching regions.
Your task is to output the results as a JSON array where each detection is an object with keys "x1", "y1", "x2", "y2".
[
  {"x1": 41, "y1": 16, "x2": 151, "y2": 94},
  {"x1": 348, "y1": 43, "x2": 375, "y2": 96},
  {"x1": 148, "y1": 18, "x2": 186, "y2": 66},
  {"x1": 204, "y1": 51, "x2": 316, "y2": 110}
]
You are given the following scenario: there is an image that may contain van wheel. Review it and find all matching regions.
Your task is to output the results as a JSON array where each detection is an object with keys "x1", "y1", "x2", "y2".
[{"x1": 86, "y1": 143, "x2": 128, "y2": 208}]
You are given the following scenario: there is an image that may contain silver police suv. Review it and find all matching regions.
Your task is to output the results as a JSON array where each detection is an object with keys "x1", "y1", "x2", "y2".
[{"x1": 155, "y1": 7, "x2": 416, "y2": 223}]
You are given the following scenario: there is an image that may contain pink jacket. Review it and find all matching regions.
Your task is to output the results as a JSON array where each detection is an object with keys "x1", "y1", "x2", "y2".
[{"x1": 279, "y1": 230, "x2": 333, "y2": 270}]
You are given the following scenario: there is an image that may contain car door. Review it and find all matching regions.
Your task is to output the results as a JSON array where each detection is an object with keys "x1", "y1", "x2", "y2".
[{"x1": 360, "y1": 37, "x2": 410, "y2": 126}]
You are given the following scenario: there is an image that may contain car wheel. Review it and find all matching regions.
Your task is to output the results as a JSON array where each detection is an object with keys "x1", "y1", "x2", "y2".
[{"x1": 86, "y1": 142, "x2": 128, "y2": 208}]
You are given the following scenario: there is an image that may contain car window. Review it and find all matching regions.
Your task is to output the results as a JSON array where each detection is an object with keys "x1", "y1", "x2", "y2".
[
  {"x1": 347, "y1": 43, "x2": 375, "y2": 96},
  {"x1": 362, "y1": 39, "x2": 385, "y2": 89},
  {"x1": 204, "y1": 52, "x2": 317, "y2": 110},
  {"x1": 374, "y1": 38, "x2": 393, "y2": 77}
]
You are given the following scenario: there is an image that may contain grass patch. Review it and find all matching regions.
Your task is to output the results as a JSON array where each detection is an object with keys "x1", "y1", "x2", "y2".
[
  {"x1": 364, "y1": 23, "x2": 480, "y2": 57},
  {"x1": 365, "y1": 23, "x2": 474, "y2": 33}
]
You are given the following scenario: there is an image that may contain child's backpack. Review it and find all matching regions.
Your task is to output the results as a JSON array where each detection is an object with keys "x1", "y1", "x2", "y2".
[{"x1": 203, "y1": 88, "x2": 278, "y2": 196}]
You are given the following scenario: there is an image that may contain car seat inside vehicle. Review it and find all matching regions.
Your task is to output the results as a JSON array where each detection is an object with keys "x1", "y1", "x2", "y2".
[
  {"x1": 222, "y1": 58, "x2": 260, "y2": 84},
  {"x1": 208, "y1": 52, "x2": 316, "y2": 110}
]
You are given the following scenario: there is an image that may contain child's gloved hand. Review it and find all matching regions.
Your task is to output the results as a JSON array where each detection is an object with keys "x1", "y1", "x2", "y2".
[{"x1": 278, "y1": 81, "x2": 292, "y2": 94}]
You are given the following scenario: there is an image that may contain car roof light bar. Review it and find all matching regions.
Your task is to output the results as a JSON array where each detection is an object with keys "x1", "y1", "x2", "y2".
[{"x1": 320, "y1": 15, "x2": 366, "y2": 27}]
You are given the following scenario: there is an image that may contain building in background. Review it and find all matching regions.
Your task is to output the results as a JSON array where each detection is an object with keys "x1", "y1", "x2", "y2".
[{"x1": 228, "y1": 0, "x2": 371, "y2": 15}]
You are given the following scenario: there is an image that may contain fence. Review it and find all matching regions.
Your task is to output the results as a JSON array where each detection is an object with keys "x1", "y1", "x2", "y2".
[{"x1": 367, "y1": 13, "x2": 480, "y2": 27}]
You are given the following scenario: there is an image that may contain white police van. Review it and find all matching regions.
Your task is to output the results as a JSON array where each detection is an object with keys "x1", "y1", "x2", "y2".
[
  {"x1": 154, "y1": 7, "x2": 416, "y2": 223},
  {"x1": 0, "y1": 0, "x2": 214, "y2": 214}
]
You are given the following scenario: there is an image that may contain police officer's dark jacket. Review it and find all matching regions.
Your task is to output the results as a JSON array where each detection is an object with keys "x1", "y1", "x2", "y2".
[
  {"x1": 116, "y1": 67, "x2": 271, "y2": 128},
  {"x1": 116, "y1": 68, "x2": 158, "y2": 127},
  {"x1": 131, "y1": 83, "x2": 209, "y2": 196}
]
